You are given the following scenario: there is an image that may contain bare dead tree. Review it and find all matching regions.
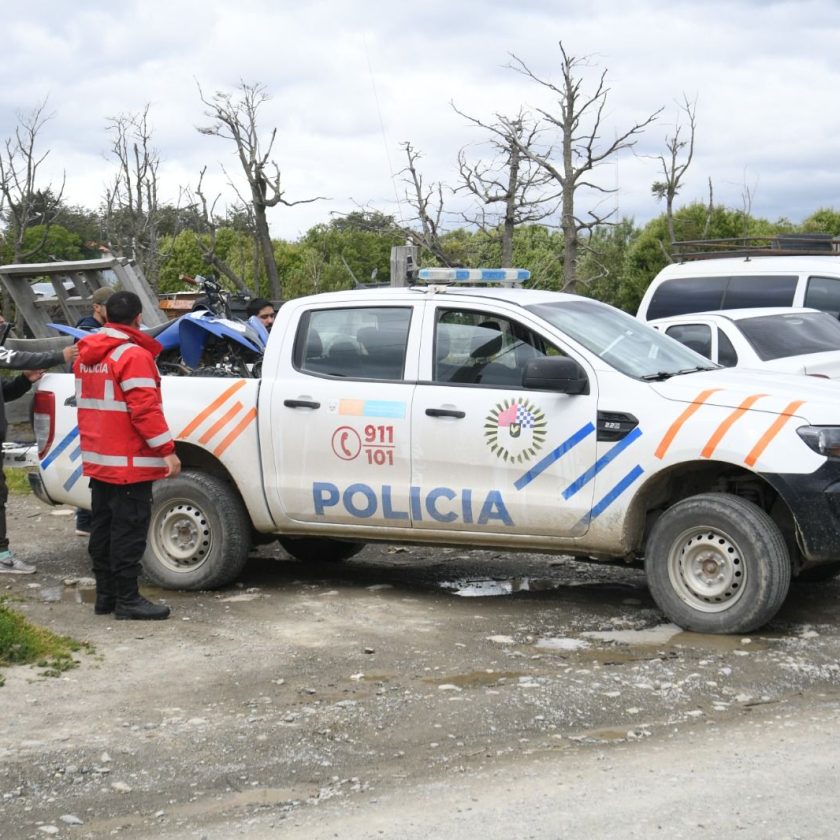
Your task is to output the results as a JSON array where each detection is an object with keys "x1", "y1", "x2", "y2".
[
  {"x1": 738, "y1": 171, "x2": 758, "y2": 237},
  {"x1": 504, "y1": 42, "x2": 663, "y2": 293},
  {"x1": 197, "y1": 80, "x2": 326, "y2": 300},
  {"x1": 702, "y1": 177, "x2": 714, "y2": 239},
  {"x1": 452, "y1": 105, "x2": 560, "y2": 267},
  {"x1": 0, "y1": 99, "x2": 65, "y2": 263},
  {"x1": 181, "y1": 167, "x2": 254, "y2": 295},
  {"x1": 103, "y1": 105, "x2": 166, "y2": 288},
  {"x1": 651, "y1": 94, "x2": 698, "y2": 248},
  {"x1": 397, "y1": 141, "x2": 454, "y2": 265}
]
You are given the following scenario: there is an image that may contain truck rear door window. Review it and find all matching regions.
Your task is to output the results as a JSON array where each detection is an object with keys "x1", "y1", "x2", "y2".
[
  {"x1": 295, "y1": 307, "x2": 412, "y2": 380},
  {"x1": 664, "y1": 323, "x2": 712, "y2": 359}
]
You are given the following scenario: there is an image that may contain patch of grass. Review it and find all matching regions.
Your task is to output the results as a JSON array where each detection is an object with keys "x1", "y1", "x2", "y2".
[
  {"x1": 0, "y1": 598, "x2": 91, "y2": 684},
  {"x1": 5, "y1": 467, "x2": 34, "y2": 495}
]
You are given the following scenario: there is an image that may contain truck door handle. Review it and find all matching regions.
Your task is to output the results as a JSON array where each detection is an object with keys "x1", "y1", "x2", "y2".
[
  {"x1": 284, "y1": 399, "x2": 320, "y2": 409},
  {"x1": 426, "y1": 408, "x2": 465, "y2": 419}
]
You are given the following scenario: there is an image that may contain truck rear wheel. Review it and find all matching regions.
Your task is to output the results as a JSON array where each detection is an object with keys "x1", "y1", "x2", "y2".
[
  {"x1": 143, "y1": 469, "x2": 250, "y2": 590},
  {"x1": 277, "y1": 536, "x2": 366, "y2": 563},
  {"x1": 644, "y1": 492, "x2": 790, "y2": 634}
]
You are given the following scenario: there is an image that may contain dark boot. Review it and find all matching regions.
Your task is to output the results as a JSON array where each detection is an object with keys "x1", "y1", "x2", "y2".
[
  {"x1": 114, "y1": 578, "x2": 170, "y2": 621},
  {"x1": 94, "y1": 573, "x2": 116, "y2": 615}
]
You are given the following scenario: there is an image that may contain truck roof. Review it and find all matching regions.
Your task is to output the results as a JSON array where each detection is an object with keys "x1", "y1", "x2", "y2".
[{"x1": 291, "y1": 286, "x2": 582, "y2": 308}]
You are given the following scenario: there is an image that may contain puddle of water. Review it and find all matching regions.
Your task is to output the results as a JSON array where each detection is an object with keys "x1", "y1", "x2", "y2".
[
  {"x1": 535, "y1": 637, "x2": 590, "y2": 652},
  {"x1": 83, "y1": 786, "x2": 305, "y2": 833},
  {"x1": 440, "y1": 577, "x2": 564, "y2": 597},
  {"x1": 671, "y1": 631, "x2": 769, "y2": 652},
  {"x1": 440, "y1": 577, "x2": 645, "y2": 599},
  {"x1": 578, "y1": 625, "x2": 769, "y2": 653},
  {"x1": 582, "y1": 624, "x2": 682, "y2": 646},
  {"x1": 570, "y1": 727, "x2": 647, "y2": 743},
  {"x1": 38, "y1": 585, "x2": 95, "y2": 605},
  {"x1": 219, "y1": 593, "x2": 262, "y2": 603},
  {"x1": 426, "y1": 670, "x2": 525, "y2": 688}
]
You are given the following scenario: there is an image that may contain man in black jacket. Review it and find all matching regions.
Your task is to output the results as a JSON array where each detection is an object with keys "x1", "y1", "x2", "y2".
[{"x1": 0, "y1": 339, "x2": 77, "y2": 573}]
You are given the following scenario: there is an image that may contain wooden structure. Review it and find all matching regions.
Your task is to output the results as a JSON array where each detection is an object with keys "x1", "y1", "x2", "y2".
[{"x1": 0, "y1": 257, "x2": 167, "y2": 338}]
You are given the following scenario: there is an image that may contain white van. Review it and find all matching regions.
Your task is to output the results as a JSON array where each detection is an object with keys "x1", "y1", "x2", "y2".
[{"x1": 636, "y1": 255, "x2": 840, "y2": 322}]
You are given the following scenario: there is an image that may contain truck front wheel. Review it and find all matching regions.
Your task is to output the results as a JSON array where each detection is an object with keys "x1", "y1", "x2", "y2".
[
  {"x1": 644, "y1": 492, "x2": 790, "y2": 634},
  {"x1": 143, "y1": 469, "x2": 251, "y2": 590}
]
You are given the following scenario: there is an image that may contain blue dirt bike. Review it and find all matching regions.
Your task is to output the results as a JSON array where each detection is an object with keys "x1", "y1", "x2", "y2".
[{"x1": 50, "y1": 275, "x2": 267, "y2": 378}]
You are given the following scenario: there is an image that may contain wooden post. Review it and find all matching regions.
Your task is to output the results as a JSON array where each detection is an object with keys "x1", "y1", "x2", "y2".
[{"x1": 390, "y1": 245, "x2": 419, "y2": 287}]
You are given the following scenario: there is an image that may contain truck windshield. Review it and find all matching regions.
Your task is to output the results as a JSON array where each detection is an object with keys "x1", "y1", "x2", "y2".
[
  {"x1": 737, "y1": 311, "x2": 840, "y2": 361},
  {"x1": 526, "y1": 299, "x2": 716, "y2": 379}
]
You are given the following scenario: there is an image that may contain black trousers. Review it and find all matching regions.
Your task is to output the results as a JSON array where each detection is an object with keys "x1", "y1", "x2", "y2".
[
  {"x1": 88, "y1": 479, "x2": 153, "y2": 580},
  {"x1": 0, "y1": 438, "x2": 8, "y2": 552}
]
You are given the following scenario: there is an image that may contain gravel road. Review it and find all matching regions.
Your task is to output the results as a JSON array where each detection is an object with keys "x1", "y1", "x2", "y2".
[{"x1": 1, "y1": 491, "x2": 840, "y2": 839}]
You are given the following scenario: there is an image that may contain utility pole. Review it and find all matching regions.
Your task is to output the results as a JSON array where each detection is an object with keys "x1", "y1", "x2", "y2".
[{"x1": 390, "y1": 245, "x2": 419, "y2": 287}]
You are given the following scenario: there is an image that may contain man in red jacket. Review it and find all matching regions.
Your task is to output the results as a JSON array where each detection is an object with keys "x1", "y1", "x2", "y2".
[{"x1": 74, "y1": 291, "x2": 181, "y2": 620}]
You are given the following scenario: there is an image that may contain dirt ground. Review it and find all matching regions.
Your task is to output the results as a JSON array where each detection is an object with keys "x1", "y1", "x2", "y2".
[{"x1": 2, "y1": 490, "x2": 840, "y2": 839}]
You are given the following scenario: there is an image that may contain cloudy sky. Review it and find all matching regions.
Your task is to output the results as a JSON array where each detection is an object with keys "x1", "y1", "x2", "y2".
[{"x1": 3, "y1": 0, "x2": 840, "y2": 241}]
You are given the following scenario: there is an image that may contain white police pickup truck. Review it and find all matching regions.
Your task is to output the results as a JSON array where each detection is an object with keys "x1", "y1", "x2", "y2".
[{"x1": 29, "y1": 270, "x2": 840, "y2": 634}]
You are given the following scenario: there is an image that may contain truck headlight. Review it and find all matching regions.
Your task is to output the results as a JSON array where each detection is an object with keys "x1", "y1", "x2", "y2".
[{"x1": 797, "y1": 426, "x2": 840, "y2": 459}]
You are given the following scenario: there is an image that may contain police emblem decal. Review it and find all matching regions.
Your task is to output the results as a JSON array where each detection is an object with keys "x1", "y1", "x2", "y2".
[{"x1": 484, "y1": 398, "x2": 547, "y2": 462}]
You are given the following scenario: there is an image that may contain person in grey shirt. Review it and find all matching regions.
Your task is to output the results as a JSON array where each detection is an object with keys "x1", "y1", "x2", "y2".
[{"x1": 0, "y1": 338, "x2": 78, "y2": 573}]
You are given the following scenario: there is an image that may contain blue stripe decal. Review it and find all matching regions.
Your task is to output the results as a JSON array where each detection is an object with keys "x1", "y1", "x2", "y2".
[
  {"x1": 583, "y1": 465, "x2": 645, "y2": 526},
  {"x1": 62, "y1": 464, "x2": 84, "y2": 492},
  {"x1": 41, "y1": 427, "x2": 80, "y2": 471},
  {"x1": 562, "y1": 427, "x2": 643, "y2": 500},
  {"x1": 69, "y1": 445, "x2": 81, "y2": 461},
  {"x1": 514, "y1": 422, "x2": 595, "y2": 490}
]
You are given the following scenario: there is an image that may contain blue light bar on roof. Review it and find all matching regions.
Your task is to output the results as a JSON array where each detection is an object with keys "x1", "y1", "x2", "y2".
[{"x1": 417, "y1": 268, "x2": 530, "y2": 284}]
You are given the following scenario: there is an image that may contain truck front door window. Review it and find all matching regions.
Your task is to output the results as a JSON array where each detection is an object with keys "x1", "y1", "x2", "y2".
[{"x1": 434, "y1": 309, "x2": 556, "y2": 387}]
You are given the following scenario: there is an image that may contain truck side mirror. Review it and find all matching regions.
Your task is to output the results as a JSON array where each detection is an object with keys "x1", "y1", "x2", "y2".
[{"x1": 523, "y1": 356, "x2": 589, "y2": 395}]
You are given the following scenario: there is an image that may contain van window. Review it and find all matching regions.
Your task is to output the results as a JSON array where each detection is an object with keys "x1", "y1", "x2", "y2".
[
  {"x1": 804, "y1": 276, "x2": 840, "y2": 318},
  {"x1": 721, "y1": 275, "x2": 796, "y2": 309},
  {"x1": 646, "y1": 276, "x2": 727, "y2": 319}
]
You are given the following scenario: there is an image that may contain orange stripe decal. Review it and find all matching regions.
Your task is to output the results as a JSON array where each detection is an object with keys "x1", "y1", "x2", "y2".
[
  {"x1": 213, "y1": 407, "x2": 257, "y2": 458},
  {"x1": 701, "y1": 394, "x2": 767, "y2": 459},
  {"x1": 178, "y1": 380, "x2": 247, "y2": 438},
  {"x1": 655, "y1": 389, "x2": 722, "y2": 459},
  {"x1": 744, "y1": 400, "x2": 805, "y2": 468},
  {"x1": 198, "y1": 401, "x2": 243, "y2": 445}
]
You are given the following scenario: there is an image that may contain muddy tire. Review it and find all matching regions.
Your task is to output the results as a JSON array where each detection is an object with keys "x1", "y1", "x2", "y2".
[
  {"x1": 644, "y1": 492, "x2": 790, "y2": 634},
  {"x1": 143, "y1": 469, "x2": 251, "y2": 590},
  {"x1": 277, "y1": 536, "x2": 366, "y2": 563}
]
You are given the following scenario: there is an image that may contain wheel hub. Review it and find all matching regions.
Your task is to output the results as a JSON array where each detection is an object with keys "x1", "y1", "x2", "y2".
[
  {"x1": 152, "y1": 501, "x2": 211, "y2": 571},
  {"x1": 668, "y1": 528, "x2": 747, "y2": 612}
]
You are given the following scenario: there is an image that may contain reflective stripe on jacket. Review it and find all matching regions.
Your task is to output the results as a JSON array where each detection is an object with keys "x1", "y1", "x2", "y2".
[{"x1": 74, "y1": 324, "x2": 175, "y2": 484}]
